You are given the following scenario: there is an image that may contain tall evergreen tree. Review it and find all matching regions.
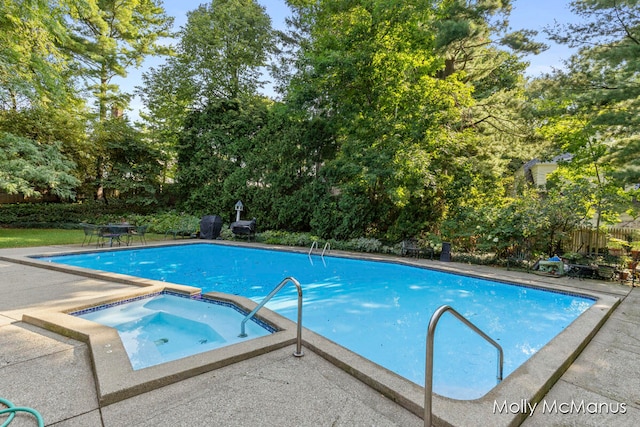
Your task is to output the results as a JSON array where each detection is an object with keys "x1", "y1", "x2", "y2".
[
  {"x1": 545, "y1": 0, "x2": 640, "y2": 183},
  {"x1": 64, "y1": 0, "x2": 173, "y2": 120}
]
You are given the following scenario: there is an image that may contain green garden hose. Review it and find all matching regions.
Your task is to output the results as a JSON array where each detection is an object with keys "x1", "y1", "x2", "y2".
[{"x1": 0, "y1": 398, "x2": 44, "y2": 427}]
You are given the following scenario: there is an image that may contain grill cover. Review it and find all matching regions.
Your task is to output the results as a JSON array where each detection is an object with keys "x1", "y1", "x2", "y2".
[
  {"x1": 230, "y1": 218, "x2": 256, "y2": 235},
  {"x1": 200, "y1": 215, "x2": 223, "y2": 239}
]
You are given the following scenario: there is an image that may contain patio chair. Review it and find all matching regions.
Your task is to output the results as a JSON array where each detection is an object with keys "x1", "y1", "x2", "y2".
[
  {"x1": 401, "y1": 238, "x2": 421, "y2": 257},
  {"x1": 165, "y1": 218, "x2": 197, "y2": 239},
  {"x1": 80, "y1": 223, "x2": 100, "y2": 247},
  {"x1": 401, "y1": 238, "x2": 434, "y2": 259},
  {"x1": 127, "y1": 225, "x2": 148, "y2": 245}
]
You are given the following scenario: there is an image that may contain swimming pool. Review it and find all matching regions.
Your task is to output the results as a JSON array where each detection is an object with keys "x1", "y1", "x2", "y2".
[
  {"x1": 40, "y1": 243, "x2": 595, "y2": 400},
  {"x1": 71, "y1": 292, "x2": 275, "y2": 370}
]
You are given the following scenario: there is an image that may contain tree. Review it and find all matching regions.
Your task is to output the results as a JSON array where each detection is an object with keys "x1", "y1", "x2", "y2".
[
  {"x1": 137, "y1": 63, "x2": 193, "y2": 187},
  {"x1": 60, "y1": 0, "x2": 173, "y2": 199},
  {"x1": 175, "y1": 98, "x2": 271, "y2": 214},
  {"x1": 0, "y1": 132, "x2": 79, "y2": 199},
  {"x1": 545, "y1": 120, "x2": 631, "y2": 253},
  {"x1": 241, "y1": 102, "x2": 335, "y2": 231},
  {"x1": 138, "y1": 0, "x2": 275, "y2": 197},
  {"x1": 282, "y1": 1, "x2": 448, "y2": 238},
  {"x1": 278, "y1": 0, "x2": 539, "y2": 239},
  {"x1": 0, "y1": 0, "x2": 73, "y2": 110},
  {"x1": 0, "y1": 106, "x2": 91, "y2": 189},
  {"x1": 433, "y1": 0, "x2": 546, "y2": 80},
  {"x1": 544, "y1": 0, "x2": 640, "y2": 184},
  {"x1": 92, "y1": 118, "x2": 162, "y2": 205},
  {"x1": 432, "y1": 1, "x2": 546, "y2": 203},
  {"x1": 178, "y1": 0, "x2": 275, "y2": 104},
  {"x1": 64, "y1": 0, "x2": 173, "y2": 120},
  {"x1": 519, "y1": 70, "x2": 634, "y2": 255}
]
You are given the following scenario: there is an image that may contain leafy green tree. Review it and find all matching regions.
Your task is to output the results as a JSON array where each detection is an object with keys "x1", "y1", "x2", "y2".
[
  {"x1": 280, "y1": 0, "x2": 538, "y2": 240},
  {"x1": 284, "y1": 1, "x2": 451, "y2": 238},
  {"x1": 137, "y1": 63, "x2": 193, "y2": 187},
  {"x1": 243, "y1": 103, "x2": 335, "y2": 231},
  {"x1": 0, "y1": 132, "x2": 79, "y2": 199},
  {"x1": 175, "y1": 98, "x2": 271, "y2": 214},
  {"x1": 59, "y1": 0, "x2": 173, "y2": 199},
  {"x1": 521, "y1": 0, "x2": 638, "y2": 253},
  {"x1": 433, "y1": 0, "x2": 546, "y2": 80},
  {"x1": 544, "y1": 120, "x2": 631, "y2": 253},
  {"x1": 177, "y1": 0, "x2": 275, "y2": 104},
  {"x1": 449, "y1": 179, "x2": 595, "y2": 258},
  {"x1": 139, "y1": 0, "x2": 275, "y2": 200},
  {"x1": 0, "y1": 0, "x2": 73, "y2": 109},
  {"x1": 91, "y1": 118, "x2": 162, "y2": 205},
  {"x1": 0, "y1": 1, "x2": 95, "y2": 198},
  {"x1": 432, "y1": 0, "x2": 546, "y2": 207},
  {"x1": 0, "y1": 106, "x2": 91, "y2": 190}
]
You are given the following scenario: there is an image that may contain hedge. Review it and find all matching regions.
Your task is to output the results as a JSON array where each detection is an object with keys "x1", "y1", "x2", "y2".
[{"x1": 0, "y1": 201, "x2": 158, "y2": 228}]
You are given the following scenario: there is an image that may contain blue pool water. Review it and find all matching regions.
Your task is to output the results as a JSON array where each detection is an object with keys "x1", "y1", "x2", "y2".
[
  {"x1": 72, "y1": 293, "x2": 273, "y2": 370},
  {"x1": 41, "y1": 244, "x2": 594, "y2": 399}
]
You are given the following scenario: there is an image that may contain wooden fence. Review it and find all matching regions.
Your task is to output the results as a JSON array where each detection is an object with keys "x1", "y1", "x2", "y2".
[{"x1": 567, "y1": 226, "x2": 639, "y2": 254}]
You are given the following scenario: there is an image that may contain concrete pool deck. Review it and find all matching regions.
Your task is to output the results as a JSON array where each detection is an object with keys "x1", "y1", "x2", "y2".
[{"x1": 1, "y1": 241, "x2": 639, "y2": 426}]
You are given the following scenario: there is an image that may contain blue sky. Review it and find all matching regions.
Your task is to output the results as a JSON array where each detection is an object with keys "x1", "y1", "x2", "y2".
[{"x1": 120, "y1": 0, "x2": 579, "y2": 120}]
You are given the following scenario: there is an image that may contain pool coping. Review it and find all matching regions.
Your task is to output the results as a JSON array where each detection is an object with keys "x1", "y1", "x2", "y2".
[{"x1": 1, "y1": 240, "x2": 621, "y2": 426}]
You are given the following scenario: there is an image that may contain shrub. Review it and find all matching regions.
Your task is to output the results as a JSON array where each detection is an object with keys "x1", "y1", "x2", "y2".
[
  {"x1": 259, "y1": 230, "x2": 320, "y2": 247},
  {"x1": 343, "y1": 237, "x2": 382, "y2": 253}
]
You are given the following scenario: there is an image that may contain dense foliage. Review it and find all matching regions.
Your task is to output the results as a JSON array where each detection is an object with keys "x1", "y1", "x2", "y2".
[
  {"x1": 1, "y1": 0, "x2": 638, "y2": 258},
  {"x1": 0, "y1": 132, "x2": 79, "y2": 199}
]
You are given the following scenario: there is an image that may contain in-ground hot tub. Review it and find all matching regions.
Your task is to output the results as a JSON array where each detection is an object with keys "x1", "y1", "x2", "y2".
[
  {"x1": 71, "y1": 291, "x2": 276, "y2": 370},
  {"x1": 22, "y1": 284, "x2": 299, "y2": 406}
]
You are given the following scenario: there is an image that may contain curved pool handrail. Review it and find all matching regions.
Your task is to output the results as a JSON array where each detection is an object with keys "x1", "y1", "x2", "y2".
[
  {"x1": 424, "y1": 305, "x2": 503, "y2": 427},
  {"x1": 321, "y1": 242, "x2": 331, "y2": 257},
  {"x1": 239, "y1": 276, "x2": 304, "y2": 357},
  {"x1": 308, "y1": 241, "x2": 318, "y2": 256}
]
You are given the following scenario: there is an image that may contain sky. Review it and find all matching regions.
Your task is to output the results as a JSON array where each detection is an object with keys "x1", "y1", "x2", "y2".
[{"x1": 119, "y1": 0, "x2": 581, "y2": 121}]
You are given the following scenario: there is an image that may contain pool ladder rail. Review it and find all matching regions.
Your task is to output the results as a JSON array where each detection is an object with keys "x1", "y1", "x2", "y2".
[
  {"x1": 239, "y1": 276, "x2": 304, "y2": 357},
  {"x1": 308, "y1": 241, "x2": 331, "y2": 257},
  {"x1": 424, "y1": 305, "x2": 504, "y2": 427}
]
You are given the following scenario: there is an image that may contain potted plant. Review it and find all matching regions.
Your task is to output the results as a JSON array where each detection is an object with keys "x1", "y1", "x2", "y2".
[
  {"x1": 607, "y1": 237, "x2": 629, "y2": 257},
  {"x1": 630, "y1": 241, "x2": 640, "y2": 261},
  {"x1": 619, "y1": 270, "x2": 630, "y2": 281}
]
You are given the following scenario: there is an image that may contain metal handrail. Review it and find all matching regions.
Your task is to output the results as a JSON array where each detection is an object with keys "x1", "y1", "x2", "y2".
[
  {"x1": 309, "y1": 241, "x2": 330, "y2": 258},
  {"x1": 239, "y1": 277, "x2": 304, "y2": 357},
  {"x1": 424, "y1": 305, "x2": 503, "y2": 427},
  {"x1": 321, "y1": 242, "x2": 331, "y2": 257},
  {"x1": 308, "y1": 241, "x2": 318, "y2": 256}
]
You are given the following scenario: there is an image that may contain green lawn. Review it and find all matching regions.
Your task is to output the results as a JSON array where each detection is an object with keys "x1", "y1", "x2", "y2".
[{"x1": 0, "y1": 228, "x2": 164, "y2": 249}]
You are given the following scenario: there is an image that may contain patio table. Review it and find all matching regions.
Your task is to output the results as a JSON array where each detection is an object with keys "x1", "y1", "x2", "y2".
[{"x1": 98, "y1": 224, "x2": 135, "y2": 247}]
